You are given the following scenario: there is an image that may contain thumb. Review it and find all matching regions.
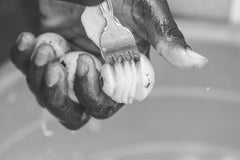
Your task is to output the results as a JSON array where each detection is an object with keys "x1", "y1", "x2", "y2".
[
  {"x1": 74, "y1": 54, "x2": 124, "y2": 119},
  {"x1": 157, "y1": 36, "x2": 209, "y2": 71},
  {"x1": 126, "y1": 0, "x2": 208, "y2": 71},
  {"x1": 151, "y1": 1, "x2": 208, "y2": 71}
]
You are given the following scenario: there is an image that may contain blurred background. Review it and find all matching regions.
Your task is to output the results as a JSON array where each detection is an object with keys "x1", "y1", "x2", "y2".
[{"x1": 0, "y1": 0, "x2": 240, "y2": 160}]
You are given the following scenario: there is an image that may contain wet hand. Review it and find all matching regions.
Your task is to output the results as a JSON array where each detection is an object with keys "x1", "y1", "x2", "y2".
[
  {"x1": 11, "y1": 0, "x2": 208, "y2": 130},
  {"x1": 112, "y1": 0, "x2": 208, "y2": 70},
  {"x1": 11, "y1": 32, "x2": 124, "y2": 130},
  {"x1": 55, "y1": 0, "x2": 208, "y2": 70}
]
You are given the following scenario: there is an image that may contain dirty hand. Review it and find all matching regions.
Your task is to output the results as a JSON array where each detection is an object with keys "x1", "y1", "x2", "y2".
[
  {"x1": 11, "y1": 0, "x2": 208, "y2": 130},
  {"x1": 57, "y1": 0, "x2": 208, "y2": 70},
  {"x1": 11, "y1": 32, "x2": 124, "y2": 130}
]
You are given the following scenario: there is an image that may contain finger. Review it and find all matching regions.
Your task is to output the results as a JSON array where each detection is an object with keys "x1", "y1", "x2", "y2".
[
  {"x1": 26, "y1": 44, "x2": 55, "y2": 98},
  {"x1": 149, "y1": 0, "x2": 208, "y2": 71},
  {"x1": 10, "y1": 32, "x2": 36, "y2": 74},
  {"x1": 124, "y1": 0, "x2": 208, "y2": 71},
  {"x1": 74, "y1": 54, "x2": 124, "y2": 119},
  {"x1": 158, "y1": 40, "x2": 209, "y2": 71},
  {"x1": 42, "y1": 63, "x2": 90, "y2": 130}
]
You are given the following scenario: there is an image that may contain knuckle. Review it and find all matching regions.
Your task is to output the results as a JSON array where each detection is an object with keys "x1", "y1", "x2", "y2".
[
  {"x1": 60, "y1": 119, "x2": 88, "y2": 130},
  {"x1": 86, "y1": 103, "x2": 124, "y2": 119}
]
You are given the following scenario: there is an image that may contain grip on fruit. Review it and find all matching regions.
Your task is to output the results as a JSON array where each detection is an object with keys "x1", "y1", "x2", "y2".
[
  {"x1": 60, "y1": 52, "x2": 155, "y2": 105},
  {"x1": 34, "y1": 33, "x2": 70, "y2": 58},
  {"x1": 100, "y1": 54, "x2": 155, "y2": 104}
]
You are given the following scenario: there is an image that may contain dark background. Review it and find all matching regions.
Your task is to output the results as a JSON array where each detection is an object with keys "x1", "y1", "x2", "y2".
[{"x1": 0, "y1": 0, "x2": 39, "y2": 65}]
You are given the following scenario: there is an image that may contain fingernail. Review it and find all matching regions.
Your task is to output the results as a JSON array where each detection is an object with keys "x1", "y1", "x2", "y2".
[
  {"x1": 46, "y1": 66, "x2": 60, "y2": 87},
  {"x1": 34, "y1": 45, "x2": 53, "y2": 66},
  {"x1": 34, "y1": 51, "x2": 49, "y2": 66},
  {"x1": 77, "y1": 58, "x2": 89, "y2": 76},
  {"x1": 186, "y1": 48, "x2": 207, "y2": 60},
  {"x1": 17, "y1": 33, "x2": 34, "y2": 51}
]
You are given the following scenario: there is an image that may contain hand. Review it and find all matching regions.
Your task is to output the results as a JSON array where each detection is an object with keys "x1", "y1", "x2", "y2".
[
  {"x1": 11, "y1": 32, "x2": 124, "y2": 130},
  {"x1": 40, "y1": 0, "x2": 208, "y2": 70},
  {"x1": 11, "y1": 0, "x2": 208, "y2": 130}
]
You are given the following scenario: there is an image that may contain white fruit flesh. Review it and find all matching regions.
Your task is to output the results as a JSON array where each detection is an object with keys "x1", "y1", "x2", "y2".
[
  {"x1": 59, "y1": 51, "x2": 154, "y2": 104},
  {"x1": 134, "y1": 61, "x2": 143, "y2": 101},
  {"x1": 100, "y1": 54, "x2": 155, "y2": 104},
  {"x1": 100, "y1": 64, "x2": 115, "y2": 97},
  {"x1": 122, "y1": 61, "x2": 132, "y2": 104},
  {"x1": 35, "y1": 33, "x2": 70, "y2": 57},
  {"x1": 112, "y1": 62, "x2": 125, "y2": 103},
  {"x1": 60, "y1": 52, "x2": 79, "y2": 102},
  {"x1": 136, "y1": 55, "x2": 155, "y2": 101},
  {"x1": 59, "y1": 52, "x2": 102, "y2": 103},
  {"x1": 129, "y1": 60, "x2": 138, "y2": 104}
]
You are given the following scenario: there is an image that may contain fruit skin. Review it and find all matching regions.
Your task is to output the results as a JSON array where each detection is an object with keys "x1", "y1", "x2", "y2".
[
  {"x1": 59, "y1": 51, "x2": 102, "y2": 103},
  {"x1": 33, "y1": 32, "x2": 70, "y2": 58},
  {"x1": 100, "y1": 54, "x2": 155, "y2": 104}
]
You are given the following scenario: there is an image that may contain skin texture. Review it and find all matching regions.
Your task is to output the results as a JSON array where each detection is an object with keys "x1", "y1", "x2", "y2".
[{"x1": 11, "y1": 0, "x2": 208, "y2": 130}]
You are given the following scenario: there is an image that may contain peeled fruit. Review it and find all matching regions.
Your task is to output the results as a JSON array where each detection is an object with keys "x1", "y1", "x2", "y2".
[
  {"x1": 100, "y1": 54, "x2": 155, "y2": 104},
  {"x1": 59, "y1": 52, "x2": 102, "y2": 103},
  {"x1": 34, "y1": 32, "x2": 70, "y2": 58},
  {"x1": 59, "y1": 51, "x2": 154, "y2": 105}
]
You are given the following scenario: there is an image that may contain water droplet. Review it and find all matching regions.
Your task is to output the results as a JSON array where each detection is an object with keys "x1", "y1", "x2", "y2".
[
  {"x1": 206, "y1": 86, "x2": 210, "y2": 92},
  {"x1": 41, "y1": 109, "x2": 54, "y2": 137},
  {"x1": 41, "y1": 120, "x2": 53, "y2": 137},
  {"x1": 87, "y1": 119, "x2": 101, "y2": 133}
]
